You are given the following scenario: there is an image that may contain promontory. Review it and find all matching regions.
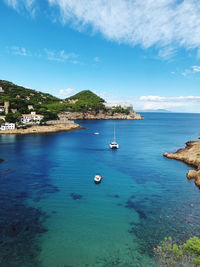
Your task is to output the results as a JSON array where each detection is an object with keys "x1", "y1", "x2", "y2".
[
  {"x1": 0, "y1": 80, "x2": 142, "y2": 133},
  {"x1": 164, "y1": 141, "x2": 200, "y2": 188}
]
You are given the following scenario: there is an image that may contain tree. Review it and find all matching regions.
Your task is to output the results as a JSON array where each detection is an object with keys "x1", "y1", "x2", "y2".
[
  {"x1": 0, "y1": 119, "x2": 4, "y2": 126},
  {"x1": 5, "y1": 112, "x2": 21, "y2": 123}
]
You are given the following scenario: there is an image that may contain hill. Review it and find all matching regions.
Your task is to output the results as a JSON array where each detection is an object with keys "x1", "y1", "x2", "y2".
[
  {"x1": 66, "y1": 90, "x2": 105, "y2": 111},
  {"x1": 0, "y1": 81, "x2": 106, "y2": 121},
  {"x1": 0, "y1": 80, "x2": 141, "y2": 122},
  {"x1": 0, "y1": 80, "x2": 59, "y2": 114}
]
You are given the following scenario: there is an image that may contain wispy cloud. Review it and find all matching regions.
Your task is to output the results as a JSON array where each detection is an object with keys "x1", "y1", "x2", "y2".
[
  {"x1": 44, "y1": 49, "x2": 79, "y2": 63},
  {"x1": 192, "y1": 66, "x2": 200, "y2": 73},
  {"x1": 4, "y1": 0, "x2": 37, "y2": 16},
  {"x1": 47, "y1": 0, "x2": 200, "y2": 57},
  {"x1": 5, "y1": 0, "x2": 200, "y2": 57},
  {"x1": 57, "y1": 88, "x2": 76, "y2": 98},
  {"x1": 6, "y1": 46, "x2": 80, "y2": 64},
  {"x1": 7, "y1": 46, "x2": 30, "y2": 56},
  {"x1": 181, "y1": 66, "x2": 200, "y2": 76},
  {"x1": 140, "y1": 95, "x2": 200, "y2": 102}
]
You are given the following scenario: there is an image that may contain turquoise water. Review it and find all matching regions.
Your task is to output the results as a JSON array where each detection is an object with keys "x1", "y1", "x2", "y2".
[{"x1": 1, "y1": 113, "x2": 200, "y2": 267}]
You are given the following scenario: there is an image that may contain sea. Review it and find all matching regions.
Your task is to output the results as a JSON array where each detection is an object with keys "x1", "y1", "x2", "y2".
[{"x1": 1, "y1": 113, "x2": 200, "y2": 267}]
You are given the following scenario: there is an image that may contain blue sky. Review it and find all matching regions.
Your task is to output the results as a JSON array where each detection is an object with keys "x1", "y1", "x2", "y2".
[{"x1": 1, "y1": 0, "x2": 200, "y2": 112}]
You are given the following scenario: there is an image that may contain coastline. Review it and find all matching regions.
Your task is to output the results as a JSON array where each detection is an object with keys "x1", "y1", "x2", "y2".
[
  {"x1": 58, "y1": 111, "x2": 143, "y2": 120},
  {"x1": 164, "y1": 141, "x2": 200, "y2": 188},
  {"x1": 0, "y1": 122, "x2": 84, "y2": 135}
]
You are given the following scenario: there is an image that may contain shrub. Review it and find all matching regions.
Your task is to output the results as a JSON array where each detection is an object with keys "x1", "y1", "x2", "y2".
[{"x1": 154, "y1": 237, "x2": 200, "y2": 266}]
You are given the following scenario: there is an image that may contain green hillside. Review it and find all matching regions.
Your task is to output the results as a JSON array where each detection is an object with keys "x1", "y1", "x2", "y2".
[
  {"x1": 0, "y1": 80, "x2": 59, "y2": 113},
  {"x1": 0, "y1": 81, "x2": 108, "y2": 122},
  {"x1": 0, "y1": 80, "x2": 60, "y2": 122},
  {"x1": 44, "y1": 90, "x2": 105, "y2": 114}
]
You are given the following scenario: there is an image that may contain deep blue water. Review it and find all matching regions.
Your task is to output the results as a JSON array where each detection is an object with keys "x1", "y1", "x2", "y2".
[{"x1": 0, "y1": 113, "x2": 200, "y2": 267}]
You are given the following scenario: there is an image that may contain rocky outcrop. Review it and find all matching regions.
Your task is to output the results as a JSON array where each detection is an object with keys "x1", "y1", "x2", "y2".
[
  {"x1": 0, "y1": 158, "x2": 4, "y2": 163},
  {"x1": 164, "y1": 141, "x2": 200, "y2": 188},
  {"x1": 0, "y1": 122, "x2": 83, "y2": 135},
  {"x1": 58, "y1": 110, "x2": 143, "y2": 120}
]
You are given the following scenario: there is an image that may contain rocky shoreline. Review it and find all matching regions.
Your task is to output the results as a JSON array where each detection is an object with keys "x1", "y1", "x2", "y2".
[
  {"x1": 164, "y1": 141, "x2": 200, "y2": 188},
  {"x1": 0, "y1": 122, "x2": 83, "y2": 135},
  {"x1": 58, "y1": 111, "x2": 143, "y2": 120}
]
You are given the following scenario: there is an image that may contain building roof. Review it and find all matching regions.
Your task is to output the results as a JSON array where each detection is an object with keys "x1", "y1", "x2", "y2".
[{"x1": 22, "y1": 114, "x2": 43, "y2": 117}]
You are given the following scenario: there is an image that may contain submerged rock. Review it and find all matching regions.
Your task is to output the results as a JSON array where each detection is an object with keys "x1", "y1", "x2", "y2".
[
  {"x1": 0, "y1": 158, "x2": 4, "y2": 163},
  {"x1": 70, "y1": 193, "x2": 82, "y2": 200}
]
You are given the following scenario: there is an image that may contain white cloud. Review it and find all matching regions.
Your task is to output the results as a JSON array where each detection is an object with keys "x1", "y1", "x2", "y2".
[
  {"x1": 140, "y1": 95, "x2": 200, "y2": 102},
  {"x1": 57, "y1": 88, "x2": 76, "y2": 99},
  {"x1": 139, "y1": 95, "x2": 200, "y2": 111},
  {"x1": 4, "y1": 0, "x2": 36, "y2": 16},
  {"x1": 8, "y1": 46, "x2": 30, "y2": 56},
  {"x1": 192, "y1": 66, "x2": 200, "y2": 72},
  {"x1": 44, "y1": 49, "x2": 79, "y2": 63},
  {"x1": 47, "y1": 0, "x2": 200, "y2": 55},
  {"x1": 5, "y1": 0, "x2": 200, "y2": 57}
]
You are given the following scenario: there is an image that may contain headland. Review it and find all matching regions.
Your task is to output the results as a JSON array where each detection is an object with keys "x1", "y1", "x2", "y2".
[{"x1": 164, "y1": 141, "x2": 200, "y2": 188}]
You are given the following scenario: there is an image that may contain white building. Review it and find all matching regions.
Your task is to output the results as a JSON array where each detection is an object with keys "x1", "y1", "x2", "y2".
[
  {"x1": 1, "y1": 123, "x2": 15, "y2": 131},
  {"x1": 0, "y1": 106, "x2": 4, "y2": 112},
  {"x1": 21, "y1": 112, "x2": 43, "y2": 125},
  {"x1": 104, "y1": 102, "x2": 133, "y2": 111},
  {"x1": 0, "y1": 87, "x2": 4, "y2": 93}
]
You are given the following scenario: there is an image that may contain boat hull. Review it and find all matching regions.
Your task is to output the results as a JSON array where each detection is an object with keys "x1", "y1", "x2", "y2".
[
  {"x1": 94, "y1": 179, "x2": 101, "y2": 184},
  {"x1": 110, "y1": 144, "x2": 119, "y2": 149}
]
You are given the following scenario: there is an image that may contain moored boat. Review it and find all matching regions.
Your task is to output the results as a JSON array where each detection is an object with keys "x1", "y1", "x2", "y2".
[
  {"x1": 110, "y1": 124, "x2": 119, "y2": 149},
  {"x1": 94, "y1": 174, "x2": 103, "y2": 184}
]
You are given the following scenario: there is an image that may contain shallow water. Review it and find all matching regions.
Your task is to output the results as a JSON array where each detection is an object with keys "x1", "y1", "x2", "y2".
[{"x1": 1, "y1": 113, "x2": 200, "y2": 267}]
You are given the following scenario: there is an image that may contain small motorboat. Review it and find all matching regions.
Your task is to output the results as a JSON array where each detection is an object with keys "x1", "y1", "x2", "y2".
[
  {"x1": 94, "y1": 174, "x2": 103, "y2": 184},
  {"x1": 94, "y1": 132, "x2": 99, "y2": 135}
]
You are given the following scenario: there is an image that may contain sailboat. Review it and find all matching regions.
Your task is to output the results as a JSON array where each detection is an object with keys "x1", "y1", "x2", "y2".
[{"x1": 109, "y1": 123, "x2": 119, "y2": 149}]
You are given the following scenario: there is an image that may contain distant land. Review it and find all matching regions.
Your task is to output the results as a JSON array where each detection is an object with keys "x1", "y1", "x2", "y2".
[{"x1": 137, "y1": 109, "x2": 172, "y2": 113}]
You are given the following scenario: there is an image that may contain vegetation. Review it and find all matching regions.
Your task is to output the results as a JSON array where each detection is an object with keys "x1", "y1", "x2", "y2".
[
  {"x1": 0, "y1": 119, "x2": 4, "y2": 126},
  {"x1": 0, "y1": 81, "x2": 131, "y2": 123},
  {"x1": 5, "y1": 112, "x2": 21, "y2": 123},
  {"x1": 66, "y1": 90, "x2": 105, "y2": 112},
  {"x1": 111, "y1": 106, "x2": 130, "y2": 115},
  {"x1": 154, "y1": 236, "x2": 200, "y2": 266}
]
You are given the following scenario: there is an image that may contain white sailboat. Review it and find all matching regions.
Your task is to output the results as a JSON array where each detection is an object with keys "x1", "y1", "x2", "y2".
[{"x1": 109, "y1": 124, "x2": 119, "y2": 149}]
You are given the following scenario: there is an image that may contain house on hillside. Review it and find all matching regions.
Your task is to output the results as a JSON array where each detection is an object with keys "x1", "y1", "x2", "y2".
[
  {"x1": 1, "y1": 123, "x2": 15, "y2": 131},
  {"x1": 28, "y1": 105, "x2": 34, "y2": 110},
  {"x1": 21, "y1": 112, "x2": 43, "y2": 125},
  {"x1": 0, "y1": 87, "x2": 4, "y2": 93},
  {"x1": 0, "y1": 106, "x2": 4, "y2": 113}
]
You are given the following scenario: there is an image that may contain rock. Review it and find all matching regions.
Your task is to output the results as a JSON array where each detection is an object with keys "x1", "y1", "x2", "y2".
[
  {"x1": 58, "y1": 110, "x2": 143, "y2": 120},
  {"x1": 186, "y1": 170, "x2": 198, "y2": 180},
  {"x1": 0, "y1": 158, "x2": 4, "y2": 163},
  {"x1": 164, "y1": 141, "x2": 200, "y2": 189}
]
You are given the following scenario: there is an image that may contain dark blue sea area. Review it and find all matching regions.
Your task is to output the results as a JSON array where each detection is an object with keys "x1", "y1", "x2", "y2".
[{"x1": 1, "y1": 113, "x2": 200, "y2": 266}]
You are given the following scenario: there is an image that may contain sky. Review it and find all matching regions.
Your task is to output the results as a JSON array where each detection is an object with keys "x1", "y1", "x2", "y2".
[{"x1": 1, "y1": 0, "x2": 200, "y2": 112}]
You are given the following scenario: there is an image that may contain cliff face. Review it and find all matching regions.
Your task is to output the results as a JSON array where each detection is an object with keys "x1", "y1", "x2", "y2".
[
  {"x1": 58, "y1": 110, "x2": 143, "y2": 120},
  {"x1": 164, "y1": 141, "x2": 200, "y2": 188}
]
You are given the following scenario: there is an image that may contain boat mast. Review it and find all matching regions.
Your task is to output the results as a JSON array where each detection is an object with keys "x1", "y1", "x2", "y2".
[{"x1": 114, "y1": 123, "x2": 116, "y2": 142}]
